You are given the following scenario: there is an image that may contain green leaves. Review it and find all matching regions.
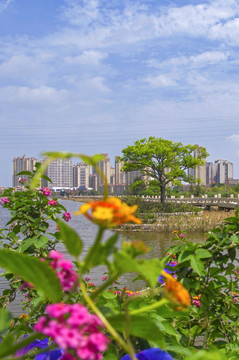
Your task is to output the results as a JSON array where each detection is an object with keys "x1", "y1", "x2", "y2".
[
  {"x1": 0, "y1": 249, "x2": 62, "y2": 302},
  {"x1": 57, "y1": 219, "x2": 83, "y2": 257},
  {"x1": 0, "y1": 309, "x2": 12, "y2": 336},
  {"x1": 114, "y1": 252, "x2": 162, "y2": 287},
  {"x1": 108, "y1": 314, "x2": 165, "y2": 348}
]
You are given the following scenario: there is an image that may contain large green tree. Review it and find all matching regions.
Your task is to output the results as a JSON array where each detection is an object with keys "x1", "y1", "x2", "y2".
[{"x1": 120, "y1": 137, "x2": 208, "y2": 203}]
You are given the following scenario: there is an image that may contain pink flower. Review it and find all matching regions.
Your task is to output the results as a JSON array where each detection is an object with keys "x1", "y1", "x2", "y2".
[
  {"x1": 18, "y1": 178, "x2": 27, "y2": 183},
  {"x1": 34, "y1": 303, "x2": 110, "y2": 360},
  {"x1": 0, "y1": 197, "x2": 10, "y2": 204},
  {"x1": 48, "y1": 199, "x2": 58, "y2": 206},
  {"x1": 63, "y1": 212, "x2": 71, "y2": 222},
  {"x1": 85, "y1": 277, "x2": 90, "y2": 282},
  {"x1": 41, "y1": 187, "x2": 51, "y2": 196},
  {"x1": 49, "y1": 251, "x2": 78, "y2": 292},
  {"x1": 179, "y1": 233, "x2": 185, "y2": 238},
  {"x1": 102, "y1": 276, "x2": 108, "y2": 281}
]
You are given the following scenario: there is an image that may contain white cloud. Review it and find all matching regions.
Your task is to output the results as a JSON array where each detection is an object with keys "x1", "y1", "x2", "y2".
[
  {"x1": 144, "y1": 74, "x2": 177, "y2": 88},
  {"x1": 0, "y1": 0, "x2": 13, "y2": 13},
  {"x1": 147, "y1": 51, "x2": 230, "y2": 70},
  {"x1": 0, "y1": 55, "x2": 51, "y2": 85},
  {"x1": 228, "y1": 134, "x2": 239, "y2": 142},
  {"x1": 65, "y1": 50, "x2": 107, "y2": 65},
  {"x1": 0, "y1": 86, "x2": 67, "y2": 105},
  {"x1": 86, "y1": 76, "x2": 110, "y2": 92}
]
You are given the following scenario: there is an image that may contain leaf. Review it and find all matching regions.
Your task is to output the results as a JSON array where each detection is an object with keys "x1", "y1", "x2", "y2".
[
  {"x1": 0, "y1": 333, "x2": 14, "y2": 357},
  {"x1": 114, "y1": 254, "x2": 162, "y2": 287},
  {"x1": 41, "y1": 174, "x2": 53, "y2": 183},
  {"x1": 165, "y1": 345, "x2": 193, "y2": 357},
  {"x1": 190, "y1": 255, "x2": 204, "y2": 276},
  {"x1": 195, "y1": 249, "x2": 212, "y2": 259},
  {"x1": 0, "y1": 249, "x2": 62, "y2": 302},
  {"x1": 114, "y1": 252, "x2": 140, "y2": 274},
  {"x1": 16, "y1": 171, "x2": 32, "y2": 176},
  {"x1": 34, "y1": 235, "x2": 49, "y2": 248},
  {"x1": 108, "y1": 314, "x2": 165, "y2": 348},
  {"x1": 18, "y1": 237, "x2": 38, "y2": 252},
  {"x1": 0, "y1": 309, "x2": 12, "y2": 335},
  {"x1": 138, "y1": 259, "x2": 163, "y2": 287},
  {"x1": 178, "y1": 250, "x2": 193, "y2": 263},
  {"x1": 57, "y1": 219, "x2": 83, "y2": 257},
  {"x1": 102, "y1": 291, "x2": 116, "y2": 300}
]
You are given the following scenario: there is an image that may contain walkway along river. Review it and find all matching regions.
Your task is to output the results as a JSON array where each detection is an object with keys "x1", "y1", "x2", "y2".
[{"x1": 0, "y1": 199, "x2": 207, "y2": 315}]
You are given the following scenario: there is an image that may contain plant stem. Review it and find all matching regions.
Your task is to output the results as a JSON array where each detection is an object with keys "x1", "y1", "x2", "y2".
[
  {"x1": 90, "y1": 271, "x2": 119, "y2": 300},
  {"x1": 80, "y1": 281, "x2": 137, "y2": 360},
  {"x1": 81, "y1": 227, "x2": 104, "y2": 273},
  {"x1": 130, "y1": 298, "x2": 168, "y2": 315}
]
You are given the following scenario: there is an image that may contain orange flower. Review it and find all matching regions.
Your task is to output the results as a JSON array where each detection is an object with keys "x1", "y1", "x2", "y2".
[
  {"x1": 162, "y1": 270, "x2": 191, "y2": 310},
  {"x1": 74, "y1": 197, "x2": 142, "y2": 228},
  {"x1": 172, "y1": 230, "x2": 179, "y2": 234}
]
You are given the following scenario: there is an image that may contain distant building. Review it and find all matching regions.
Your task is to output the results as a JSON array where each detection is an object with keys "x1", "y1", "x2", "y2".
[
  {"x1": 188, "y1": 146, "x2": 207, "y2": 186},
  {"x1": 89, "y1": 174, "x2": 98, "y2": 191},
  {"x1": 97, "y1": 154, "x2": 111, "y2": 187},
  {"x1": 115, "y1": 156, "x2": 126, "y2": 185},
  {"x1": 12, "y1": 155, "x2": 39, "y2": 186},
  {"x1": 73, "y1": 162, "x2": 91, "y2": 189},
  {"x1": 46, "y1": 159, "x2": 73, "y2": 188},
  {"x1": 206, "y1": 159, "x2": 233, "y2": 185}
]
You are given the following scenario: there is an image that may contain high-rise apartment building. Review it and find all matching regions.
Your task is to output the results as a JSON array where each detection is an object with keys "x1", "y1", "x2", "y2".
[
  {"x1": 188, "y1": 146, "x2": 207, "y2": 185},
  {"x1": 46, "y1": 159, "x2": 73, "y2": 188},
  {"x1": 115, "y1": 157, "x2": 126, "y2": 185},
  {"x1": 12, "y1": 155, "x2": 39, "y2": 186},
  {"x1": 206, "y1": 159, "x2": 233, "y2": 185},
  {"x1": 73, "y1": 162, "x2": 91, "y2": 189},
  {"x1": 97, "y1": 153, "x2": 111, "y2": 187}
]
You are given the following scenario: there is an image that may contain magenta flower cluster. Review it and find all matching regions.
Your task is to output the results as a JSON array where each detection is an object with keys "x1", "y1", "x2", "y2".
[
  {"x1": 63, "y1": 212, "x2": 72, "y2": 222},
  {"x1": 34, "y1": 303, "x2": 110, "y2": 360},
  {"x1": 18, "y1": 177, "x2": 27, "y2": 183},
  {"x1": 192, "y1": 299, "x2": 201, "y2": 308},
  {"x1": 41, "y1": 187, "x2": 51, "y2": 196},
  {"x1": 49, "y1": 251, "x2": 78, "y2": 292},
  {"x1": 48, "y1": 199, "x2": 58, "y2": 207},
  {"x1": 0, "y1": 197, "x2": 10, "y2": 205}
]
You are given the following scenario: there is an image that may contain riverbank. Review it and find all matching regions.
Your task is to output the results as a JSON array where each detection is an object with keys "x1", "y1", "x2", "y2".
[
  {"x1": 116, "y1": 210, "x2": 235, "y2": 232},
  {"x1": 63, "y1": 196, "x2": 235, "y2": 232}
]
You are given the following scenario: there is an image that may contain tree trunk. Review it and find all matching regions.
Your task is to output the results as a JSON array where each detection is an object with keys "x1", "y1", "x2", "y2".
[{"x1": 160, "y1": 185, "x2": 166, "y2": 204}]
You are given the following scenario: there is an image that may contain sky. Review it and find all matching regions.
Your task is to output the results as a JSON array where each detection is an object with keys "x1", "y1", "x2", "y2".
[{"x1": 1, "y1": 0, "x2": 239, "y2": 186}]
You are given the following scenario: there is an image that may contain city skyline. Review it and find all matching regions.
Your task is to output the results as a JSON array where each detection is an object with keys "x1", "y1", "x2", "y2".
[
  {"x1": 11, "y1": 152, "x2": 236, "y2": 190},
  {"x1": 1, "y1": 0, "x2": 239, "y2": 186}
]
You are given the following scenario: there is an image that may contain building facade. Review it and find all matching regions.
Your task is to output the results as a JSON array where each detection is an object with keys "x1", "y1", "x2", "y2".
[
  {"x1": 188, "y1": 146, "x2": 207, "y2": 186},
  {"x1": 12, "y1": 155, "x2": 39, "y2": 186},
  {"x1": 73, "y1": 162, "x2": 91, "y2": 189},
  {"x1": 97, "y1": 153, "x2": 111, "y2": 187},
  {"x1": 206, "y1": 159, "x2": 233, "y2": 185},
  {"x1": 46, "y1": 159, "x2": 73, "y2": 188}
]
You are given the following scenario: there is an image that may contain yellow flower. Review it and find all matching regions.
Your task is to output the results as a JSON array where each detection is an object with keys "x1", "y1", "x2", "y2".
[
  {"x1": 19, "y1": 314, "x2": 29, "y2": 319},
  {"x1": 74, "y1": 197, "x2": 142, "y2": 228},
  {"x1": 162, "y1": 270, "x2": 191, "y2": 310}
]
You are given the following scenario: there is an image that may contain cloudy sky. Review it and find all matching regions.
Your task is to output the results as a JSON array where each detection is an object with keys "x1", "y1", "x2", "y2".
[{"x1": 1, "y1": 0, "x2": 239, "y2": 186}]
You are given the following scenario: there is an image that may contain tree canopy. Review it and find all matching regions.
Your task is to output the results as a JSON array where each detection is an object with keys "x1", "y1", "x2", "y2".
[{"x1": 120, "y1": 137, "x2": 208, "y2": 203}]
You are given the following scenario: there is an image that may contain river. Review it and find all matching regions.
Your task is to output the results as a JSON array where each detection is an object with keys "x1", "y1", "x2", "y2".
[{"x1": 0, "y1": 200, "x2": 207, "y2": 315}]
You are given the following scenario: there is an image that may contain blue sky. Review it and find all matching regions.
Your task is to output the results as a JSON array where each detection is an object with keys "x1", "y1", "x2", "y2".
[{"x1": 1, "y1": 0, "x2": 239, "y2": 186}]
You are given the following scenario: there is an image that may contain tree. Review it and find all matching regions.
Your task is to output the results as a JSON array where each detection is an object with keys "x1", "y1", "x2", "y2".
[{"x1": 120, "y1": 137, "x2": 208, "y2": 203}]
